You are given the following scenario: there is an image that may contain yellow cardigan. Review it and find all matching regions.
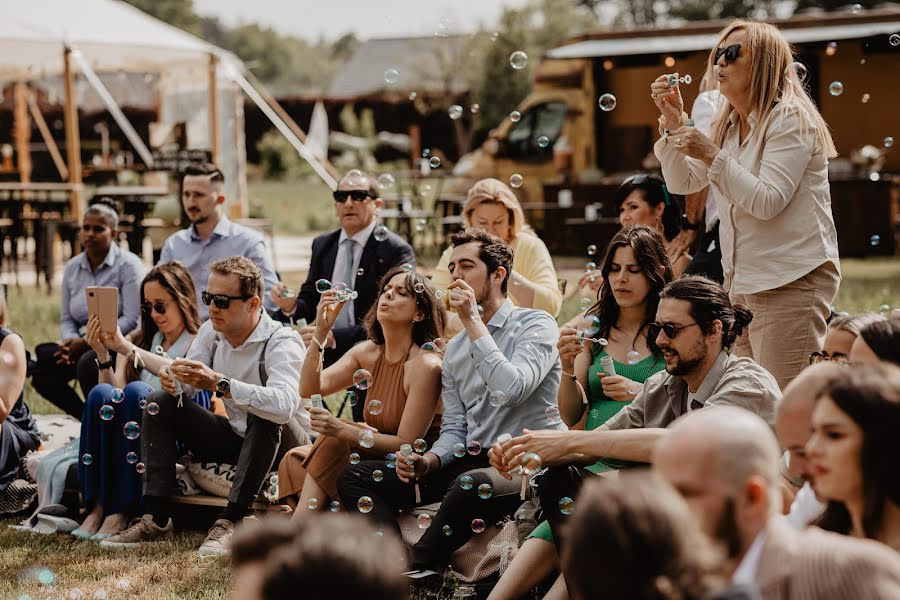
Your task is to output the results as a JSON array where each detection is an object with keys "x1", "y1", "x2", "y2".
[{"x1": 430, "y1": 232, "x2": 563, "y2": 317}]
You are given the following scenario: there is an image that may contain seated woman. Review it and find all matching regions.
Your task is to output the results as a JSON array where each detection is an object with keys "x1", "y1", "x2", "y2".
[
  {"x1": 849, "y1": 317, "x2": 900, "y2": 366},
  {"x1": 809, "y1": 312, "x2": 885, "y2": 364},
  {"x1": 30, "y1": 202, "x2": 145, "y2": 418},
  {"x1": 0, "y1": 293, "x2": 41, "y2": 501},
  {"x1": 431, "y1": 178, "x2": 562, "y2": 336},
  {"x1": 278, "y1": 267, "x2": 445, "y2": 515},
  {"x1": 488, "y1": 225, "x2": 672, "y2": 600},
  {"x1": 75, "y1": 261, "x2": 205, "y2": 540},
  {"x1": 807, "y1": 363, "x2": 900, "y2": 552}
]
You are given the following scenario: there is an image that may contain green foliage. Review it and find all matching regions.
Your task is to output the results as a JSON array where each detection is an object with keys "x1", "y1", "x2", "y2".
[
  {"x1": 256, "y1": 130, "x2": 314, "y2": 180},
  {"x1": 121, "y1": 0, "x2": 200, "y2": 34}
]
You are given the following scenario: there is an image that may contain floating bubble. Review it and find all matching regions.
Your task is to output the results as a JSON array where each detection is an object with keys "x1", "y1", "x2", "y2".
[
  {"x1": 537, "y1": 135, "x2": 550, "y2": 148},
  {"x1": 885, "y1": 136, "x2": 894, "y2": 148},
  {"x1": 110, "y1": 388, "x2": 124, "y2": 403},
  {"x1": 417, "y1": 514, "x2": 432, "y2": 529},
  {"x1": 509, "y1": 51, "x2": 528, "y2": 70},
  {"x1": 850, "y1": 3, "x2": 862, "y2": 14},
  {"x1": 432, "y1": 338, "x2": 447, "y2": 353},
  {"x1": 429, "y1": 156, "x2": 442, "y2": 169},
  {"x1": 828, "y1": 81, "x2": 844, "y2": 96},
  {"x1": 585, "y1": 261, "x2": 597, "y2": 271},
  {"x1": 435, "y1": 17, "x2": 452, "y2": 37},
  {"x1": 580, "y1": 297, "x2": 594, "y2": 311},
  {"x1": 477, "y1": 483, "x2": 493, "y2": 500},
  {"x1": 126, "y1": 451, "x2": 138, "y2": 464},
  {"x1": 386, "y1": 453, "x2": 397, "y2": 469},
  {"x1": 558, "y1": 496, "x2": 575, "y2": 515},
  {"x1": 489, "y1": 390, "x2": 508, "y2": 407},
  {"x1": 99, "y1": 404, "x2": 115, "y2": 421},
  {"x1": 442, "y1": 524, "x2": 453, "y2": 536},
  {"x1": 123, "y1": 421, "x2": 140, "y2": 440},
  {"x1": 37, "y1": 568, "x2": 55, "y2": 585},
  {"x1": 497, "y1": 433, "x2": 512, "y2": 445},
  {"x1": 349, "y1": 452, "x2": 361, "y2": 465},
  {"x1": 627, "y1": 350, "x2": 641, "y2": 365},
  {"x1": 384, "y1": 68, "x2": 399, "y2": 85},
  {"x1": 869, "y1": 235, "x2": 881, "y2": 246},
  {"x1": 586, "y1": 244, "x2": 598, "y2": 255},
  {"x1": 68, "y1": 589, "x2": 83, "y2": 599},
  {"x1": 467, "y1": 440, "x2": 482, "y2": 455},
  {"x1": 413, "y1": 438, "x2": 428, "y2": 453},
  {"x1": 471, "y1": 518, "x2": 486, "y2": 533},
  {"x1": 359, "y1": 430, "x2": 376, "y2": 449},
  {"x1": 580, "y1": 315, "x2": 601, "y2": 336},
  {"x1": 825, "y1": 42, "x2": 838, "y2": 56},
  {"x1": 116, "y1": 579, "x2": 131, "y2": 591},
  {"x1": 315, "y1": 279, "x2": 332, "y2": 294},
  {"x1": 421, "y1": 342, "x2": 435, "y2": 351},
  {"x1": 448, "y1": 105, "x2": 464, "y2": 120},
  {"x1": 353, "y1": 369, "x2": 372, "y2": 390},
  {"x1": 308, "y1": 498, "x2": 318, "y2": 510},
  {"x1": 470, "y1": 104, "x2": 480, "y2": 114},
  {"x1": 546, "y1": 405, "x2": 561, "y2": 421},
  {"x1": 373, "y1": 225, "x2": 389, "y2": 242},
  {"x1": 402, "y1": 263, "x2": 415, "y2": 271},
  {"x1": 509, "y1": 173, "x2": 524, "y2": 188},
  {"x1": 414, "y1": 282, "x2": 426, "y2": 294},
  {"x1": 367, "y1": 399, "x2": 384, "y2": 416},
  {"x1": 453, "y1": 442, "x2": 467, "y2": 458},
  {"x1": 346, "y1": 391, "x2": 359, "y2": 407},
  {"x1": 416, "y1": 218, "x2": 427, "y2": 232},
  {"x1": 786, "y1": 62, "x2": 808, "y2": 84},
  {"x1": 879, "y1": 304, "x2": 891, "y2": 314},
  {"x1": 434, "y1": 289, "x2": 444, "y2": 300},
  {"x1": 477, "y1": 304, "x2": 485, "y2": 317},
  {"x1": 377, "y1": 173, "x2": 395, "y2": 190},
  {"x1": 509, "y1": 110, "x2": 521, "y2": 123},
  {"x1": 861, "y1": 93, "x2": 871, "y2": 103},
  {"x1": 139, "y1": 399, "x2": 147, "y2": 410},
  {"x1": 135, "y1": 462, "x2": 146, "y2": 474},
  {"x1": 358, "y1": 496, "x2": 374, "y2": 513},
  {"x1": 458, "y1": 475, "x2": 475, "y2": 491},
  {"x1": 81, "y1": 453, "x2": 93, "y2": 466},
  {"x1": 598, "y1": 93, "x2": 617, "y2": 112},
  {"x1": 891, "y1": 34, "x2": 900, "y2": 47},
  {"x1": 330, "y1": 501, "x2": 341, "y2": 512},
  {"x1": 92, "y1": 590, "x2": 108, "y2": 599},
  {"x1": 372, "y1": 469, "x2": 384, "y2": 482},
  {"x1": 521, "y1": 452, "x2": 543, "y2": 475}
]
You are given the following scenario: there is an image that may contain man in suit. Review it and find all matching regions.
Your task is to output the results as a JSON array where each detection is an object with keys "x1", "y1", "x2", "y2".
[
  {"x1": 271, "y1": 170, "x2": 414, "y2": 418},
  {"x1": 654, "y1": 406, "x2": 900, "y2": 599}
]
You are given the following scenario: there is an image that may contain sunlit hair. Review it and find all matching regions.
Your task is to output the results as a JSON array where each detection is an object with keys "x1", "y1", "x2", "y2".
[
  {"x1": 363, "y1": 266, "x2": 447, "y2": 347},
  {"x1": 209, "y1": 256, "x2": 263, "y2": 299},
  {"x1": 829, "y1": 312, "x2": 885, "y2": 337},
  {"x1": 707, "y1": 20, "x2": 837, "y2": 159},
  {"x1": 463, "y1": 178, "x2": 532, "y2": 241},
  {"x1": 339, "y1": 170, "x2": 379, "y2": 198}
]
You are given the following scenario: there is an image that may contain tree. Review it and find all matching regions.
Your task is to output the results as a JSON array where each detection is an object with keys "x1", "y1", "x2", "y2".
[{"x1": 121, "y1": 0, "x2": 200, "y2": 35}]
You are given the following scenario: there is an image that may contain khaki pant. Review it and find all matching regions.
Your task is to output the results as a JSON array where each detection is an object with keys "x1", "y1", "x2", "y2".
[{"x1": 731, "y1": 261, "x2": 840, "y2": 390}]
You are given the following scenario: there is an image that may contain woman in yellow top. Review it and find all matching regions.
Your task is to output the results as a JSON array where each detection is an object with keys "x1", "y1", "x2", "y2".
[{"x1": 431, "y1": 178, "x2": 562, "y2": 335}]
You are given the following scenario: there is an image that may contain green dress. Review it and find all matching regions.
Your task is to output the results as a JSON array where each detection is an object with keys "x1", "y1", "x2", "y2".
[{"x1": 528, "y1": 348, "x2": 665, "y2": 542}]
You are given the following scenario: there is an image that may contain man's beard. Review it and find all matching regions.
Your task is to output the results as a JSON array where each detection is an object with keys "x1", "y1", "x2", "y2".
[
  {"x1": 714, "y1": 497, "x2": 744, "y2": 559},
  {"x1": 665, "y1": 340, "x2": 708, "y2": 377},
  {"x1": 190, "y1": 212, "x2": 209, "y2": 225}
]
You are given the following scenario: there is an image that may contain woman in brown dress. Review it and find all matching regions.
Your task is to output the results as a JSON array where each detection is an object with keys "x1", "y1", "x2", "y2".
[{"x1": 278, "y1": 266, "x2": 446, "y2": 515}]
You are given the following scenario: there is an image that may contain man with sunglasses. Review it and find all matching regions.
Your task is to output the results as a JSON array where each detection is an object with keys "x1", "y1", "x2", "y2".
[
  {"x1": 102, "y1": 256, "x2": 308, "y2": 557},
  {"x1": 490, "y1": 276, "x2": 780, "y2": 548},
  {"x1": 271, "y1": 170, "x2": 414, "y2": 418},
  {"x1": 159, "y1": 162, "x2": 279, "y2": 320}
]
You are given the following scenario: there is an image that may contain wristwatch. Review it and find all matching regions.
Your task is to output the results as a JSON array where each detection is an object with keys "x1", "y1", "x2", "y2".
[
  {"x1": 215, "y1": 377, "x2": 232, "y2": 396},
  {"x1": 681, "y1": 215, "x2": 701, "y2": 230},
  {"x1": 95, "y1": 357, "x2": 114, "y2": 371}
]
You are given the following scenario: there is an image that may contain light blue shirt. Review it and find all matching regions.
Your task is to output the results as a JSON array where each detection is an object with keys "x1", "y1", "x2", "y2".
[
  {"x1": 60, "y1": 244, "x2": 145, "y2": 339},
  {"x1": 139, "y1": 329, "x2": 194, "y2": 390},
  {"x1": 158, "y1": 217, "x2": 279, "y2": 319},
  {"x1": 431, "y1": 298, "x2": 564, "y2": 468}
]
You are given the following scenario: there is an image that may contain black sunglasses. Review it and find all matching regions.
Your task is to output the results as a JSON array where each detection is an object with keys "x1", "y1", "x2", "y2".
[
  {"x1": 201, "y1": 291, "x2": 252, "y2": 309},
  {"x1": 333, "y1": 190, "x2": 375, "y2": 203},
  {"x1": 648, "y1": 320, "x2": 709, "y2": 340},
  {"x1": 809, "y1": 351, "x2": 849, "y2": 365},
  {"x1": 141, "y1": 300, "x2": 173, "y2": 315},
  {"x1": 714, "y1": 44, "x2": 742, "y2": 64}
]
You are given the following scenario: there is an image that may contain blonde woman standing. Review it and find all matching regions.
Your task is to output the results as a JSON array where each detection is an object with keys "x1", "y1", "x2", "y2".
[{"x1": 652, "y1": 20, "x2": 840, "y2": 389}]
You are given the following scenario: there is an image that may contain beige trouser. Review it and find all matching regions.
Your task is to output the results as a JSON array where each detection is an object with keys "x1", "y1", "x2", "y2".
[{"x1": 730, "y1": 261, "x2": 840, "y2": 391}]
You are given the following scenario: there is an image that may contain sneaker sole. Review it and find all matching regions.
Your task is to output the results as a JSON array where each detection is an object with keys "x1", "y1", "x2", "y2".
[
  {"x1": 99, "y1": 540, "x2": 145, "y2": 549},
  {"x1": 196, "y1": 547, "x2": 229, "y2": 558}
]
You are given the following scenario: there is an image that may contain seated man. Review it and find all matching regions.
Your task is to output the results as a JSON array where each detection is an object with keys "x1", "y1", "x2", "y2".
[
  {"x1": 159, "y1": 162, "x2": 279, "y2": 320},
  {"x1": 490, "y1": 275, "x2": 781, "y2": 546},
  {"x1": 337, "y1": 229, "x2": 562, "y2": 574},
  {"x1": 270, "y1": 170, "x2": 414, "y2": 419},
  {"x1": 101, "y1": 257, "x2": 309, "y2": 557},
  {"x1": 31, "y1": 202, "x2": 145, "y2": 418},
  {"x1": 655, "y1": 407, "x2": 900, "y2": 598}
]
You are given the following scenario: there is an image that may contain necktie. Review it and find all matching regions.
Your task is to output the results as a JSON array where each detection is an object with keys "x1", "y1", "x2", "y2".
[{"x1": 333, "y1": 238, "x2": 355, "y2": 329}]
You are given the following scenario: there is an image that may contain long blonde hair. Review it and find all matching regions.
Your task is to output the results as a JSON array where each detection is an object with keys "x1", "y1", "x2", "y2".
[
  {"x1": 463, "y1": 178, "x2": 533, "y2": 241},
  {"x1": 708, "y1": 20, "x2": 837, "y2": 159}
]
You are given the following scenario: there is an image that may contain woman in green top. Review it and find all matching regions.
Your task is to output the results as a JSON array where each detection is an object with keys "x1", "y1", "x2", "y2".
[{"x1": 488, "y1": 225, "x2": 673, "y2": 600}]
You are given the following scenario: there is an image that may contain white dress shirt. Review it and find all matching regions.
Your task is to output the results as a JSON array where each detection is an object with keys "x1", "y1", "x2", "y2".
[
  {"x1": 732, "y1": 529, "x2": 768, "y2": 586},
  {"x1": 786, "y1": 482, "x2": 826, "y2": 529},
  {"x1": 690, "y1": 89, "x2": 724, "y2": 232}
]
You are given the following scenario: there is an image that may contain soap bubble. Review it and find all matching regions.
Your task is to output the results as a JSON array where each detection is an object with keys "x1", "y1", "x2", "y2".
[
  {"x1": 786, "y1": 62, "x2": 808, "y2": 84},
  {"x1": 414, "y1": 282, "x2": 426, "y2": 294},
  {"x1": 373, "y1": 225, "x2": 389, "y2": 242},
  {"x1": 453, "y1": 442, "x2": 467, "y2": 458},
  {"x1": 421, "y1": 342, "x2": 435, "y2": 351},
  {"x1": 413, "y1": 438, "x2": 428, "y2": 453},
  {"x1": 828, "y1": 81, "x2": 844, "y2": 96},
  {"x1": 580, "y1": 314, "x2": 601, "y2": 336},
  {"x1": 416, "y1": 218, "x2": 427, "y2": 232},
  {"x1": 384, "y1": 68, "x2": 399, "y2": 85},
  {"x1": 891, "y1": 34, "x2": 900, "y2": 46},
  {"x1": 377, "y1": 173, "x2": 395, "y2": 190},
  {"x1": 353, "y1": 369, "x2": 372, "y2": 390},
  {"x1": 585, "y1": 261, "x2": 597, "y2": 271},
  {"x1": 315, "y1": 279, "x2": 332, "y2": 293},
  {"x1": 432, "y1": 338, "x2": 447, "y2": 352},
  {"x1": 122, "y1": 421, "x2": 140, "y2": 440},
  {"x1": 429, "y1": 156, "x2": 441, "y2": 169},
  {"x1": 627, "y1": 350, "x2": 641, "y2": 365},
  {"x1": 862, "y1": 93, "x2": 871, "y2": 103},
  {"x1": 135, "y1": 462, "x2": 146, "y2": 474},
  {"x1": 598, "y1": 93, "x2": 617, "y2": 112},
  {"x1": 434, "y1": 289, "x2": 444, "y2": 300},
  {"x1": 546, "y1": 405, "x2": 561, "y2": 421},
  {"x1": 68, "y1": 589, "x2": 83, "y2": 599},
  {"x1": 358, "y1": 496, "x2": 374, "y2": 513},
  {"x1": 471, "y1": 104, "x2": 480, "y2": 114},
  {"x1": 586, "y1": 244, "x2": 598, "y2": 255},
  {"x1": 402, "y1": 263, "x2": 415, "y2": 271},
  {"x1": 442, "y1": 524, "x2": 453, "y2": 536},
  {"x1": 521, "y1": 452, "x2": 543, "y2": 475},
  {"x1": 580, "y1": 297, "x2": 594, "y2": 311},
  {"x1": 417, "y1": 514, "x2": 432, "y2": 529},
  {"x1": 471, "y1": 518, "x2": 486, "y2": 533},
  {"x1": 869, "y1": 235, "x2": 881, "y2": 246},
  {"x1": 509, "y1": 173, "x2": 524, "y2": 188},
  {"x1": 459, "y1": 475, "x2": 474, "y2": 490},
  {"x1": 139, "y1": 399, "x2": 147, "y2": 410},
  {"x1": 509, "y1": 51, "x2": 528, "y2": 70},
  {"x1": 386, "y1": 453, "x2": 397, "y2": 469},
  {"x1": 330, "y1": 501, "x2": 341, "y2": 512},
  {"x1": 477, "y1": 483, "x2": 493, "y2": 499},
  {"x1": 537, "y1": 135, "x2": 550, "y2": 148},
  {"x1": 850, "y1": 3, "x2": 862, "y2": 13},
  {"x1": 476, "y1": 304, "x2": 485, "y2": 317},
  {"x1": 372, "y1": 469, "x2": 384, "y2": 482},
  {"x1": 467, "y1": 440, "x2": 482, "y2": 455},
  {"x1": 346, "y1": 390, "x2": 359, "y2": 406},
  {"x1": 826, "y1": 41, "x2": 838, "y2": 56},
  {"x1": 308, "y1": 498, "x2": 318, "y2": 510},
  {"x1": 81, "y1": 453, "x2": 93, "y2": 465},
  {"x1": 92, "y1": 590, "x2": 108, "y2": 599},
  {"x1": 885, "y1": 136, "x2": 894, "y2": 148},
  {"x1": 367, "y1": 399, "x2": 384, "y2": 416},
  {"x1": 116, "y1": 579, "x2": 131, "y2": 590},
  {"x1": 97, "y1": 403, "x2": 115, "y2": 421},
  {"x1": 126, "y1": 451, "x2": 138, "y2": 464},
  {"x1": 110, "y1": 388, "x2": 124, "y2": 403},
  {"x1": 349, "y1": 452, "x2": 361, "y2": 465},
  {"x1": 448, "y1": 105, "x2": 463, "y2": 120},
  {"x1": 489, "y1": 390, "x2": 508, "y2": 407},
  {"x1": 879, "y1": 304, "x2": 891, "y2": 314},
  {"x1": 558, "y1": 496, "x2": 575, "y2": 515},
  {"x1": 510, "y1": 110, "x2": 521, "y2": 122},
  {"x1": 359, "y1": 430, "x2": 376, "y2": 449}
]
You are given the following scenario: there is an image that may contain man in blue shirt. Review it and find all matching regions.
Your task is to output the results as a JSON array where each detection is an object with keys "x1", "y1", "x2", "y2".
[
  {"x1": 158, "y1": 163, "x2": 279, "y2": 320},
  {"x1": 337, "y1": 229, "x2": 562, "y2": 574}
]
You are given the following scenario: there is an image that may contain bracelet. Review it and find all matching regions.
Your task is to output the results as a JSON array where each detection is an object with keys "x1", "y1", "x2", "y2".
[
  {"x1": 561, "y1": 370, "x2": 588, "y2": 405},
  {"x1": 561, "y1": 370, "x2": 577, "y2": 380}
]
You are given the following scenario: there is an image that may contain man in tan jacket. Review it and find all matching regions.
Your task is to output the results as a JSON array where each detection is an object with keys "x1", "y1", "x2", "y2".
[{"x1": 654, "y1": 406, "x2": 900, "y2": 599}]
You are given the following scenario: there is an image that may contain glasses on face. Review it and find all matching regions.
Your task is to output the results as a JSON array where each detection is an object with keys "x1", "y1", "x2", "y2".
[
  {"x1": 649, "y1": 321, "x2": 708, "y2": 340},
  {"x1": 714, "y1": 43, "x2": 742, "y2": 64},
  {"x1": 333, "y1": 190, "x2": 375, "y2": 203},
  {"x1": 201, "y1": 291, "x2": 252, "y2": 309},
  {"x1": 809, "y1": 351, "x2": 849, "y2": 365},
  {"x1": 141, "y1": 299, "x2": 174, "y2": 315}
]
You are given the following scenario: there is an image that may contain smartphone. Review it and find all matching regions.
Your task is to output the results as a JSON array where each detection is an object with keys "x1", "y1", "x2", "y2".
[{"x1": 86, "y1": 287, "x2": 119, "y2": 333}]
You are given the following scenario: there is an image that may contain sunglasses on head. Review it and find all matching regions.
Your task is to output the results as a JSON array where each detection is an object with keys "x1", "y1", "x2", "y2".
[
  {"x1": 141, "y1": 300, "x2": 173, "y2": 315},
  {"x1": 201, "y1": 291, "x2": 252, "y2": 309},
  {"x1": 648, "y1": 320, "x2": 710, "y2": 340},
  {"x1": 809, "y1": 351, "x2": 849, "y2": 365},
  {"x1": 333, "y1": 190, "x2": 375, "y2": 203},
  {"x1": 714, "y1": 44, "x2": 742, "y2": 64},
  {"x1": 621, "y1": 174, "x2": 671, "y2": 206}
]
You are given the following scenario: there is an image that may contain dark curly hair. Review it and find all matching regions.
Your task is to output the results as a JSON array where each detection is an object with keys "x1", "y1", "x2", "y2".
[
  {"x1": 659, "y1": 275, "x2": 752, "y2": 349},
  {"x1": 449, "y1": 228, "x2": 513, "y2": 295}
]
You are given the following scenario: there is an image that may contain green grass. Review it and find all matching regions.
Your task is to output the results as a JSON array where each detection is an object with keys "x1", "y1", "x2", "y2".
[{"x1": 247, "y1": 178, "x2": 338, "y2": 236}]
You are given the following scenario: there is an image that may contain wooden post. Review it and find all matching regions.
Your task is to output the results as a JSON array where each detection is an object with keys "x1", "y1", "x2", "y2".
[
  {"x1": 13, "y1": 82, "x2": 32, "y2": 187},
  {"x1": 208, "y1": 53, "x2": 219, "y2": 165},
  {"x1": 63, "y1": 46, "x2": 83, "y2": 217}
]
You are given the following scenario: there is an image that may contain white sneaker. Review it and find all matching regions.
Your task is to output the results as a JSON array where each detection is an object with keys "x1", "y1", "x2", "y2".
[{"x1": 197, "y1": 519, "x2": 235, "y2": 558}]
